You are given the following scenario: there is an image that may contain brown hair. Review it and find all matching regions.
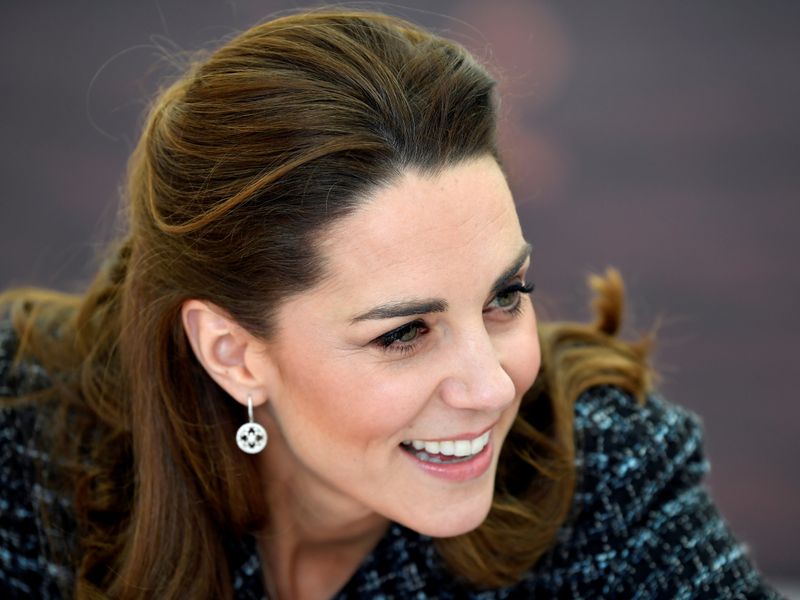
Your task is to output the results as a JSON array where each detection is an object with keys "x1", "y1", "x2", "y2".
[{"x1": 1, "y1": 9, "x2": 651, "y2": 598}]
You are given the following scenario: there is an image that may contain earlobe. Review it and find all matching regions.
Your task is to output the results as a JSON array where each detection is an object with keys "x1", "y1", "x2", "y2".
[{"x1": 180, "y1": 299, "x2": 270, "y2": 407}]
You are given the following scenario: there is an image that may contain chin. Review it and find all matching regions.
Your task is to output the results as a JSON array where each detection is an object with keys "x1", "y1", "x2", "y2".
[{"x1": 401, "y1": 488, "x2": 495, "y2": 538}]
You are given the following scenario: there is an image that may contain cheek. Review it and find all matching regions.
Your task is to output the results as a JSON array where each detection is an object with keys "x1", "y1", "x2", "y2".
[
  {"x1": 273, "y1": 343, "x2": 428, "y2": 449},
  {"x1": 502, "y1": 306, "x2": 541, "y2": 396}
]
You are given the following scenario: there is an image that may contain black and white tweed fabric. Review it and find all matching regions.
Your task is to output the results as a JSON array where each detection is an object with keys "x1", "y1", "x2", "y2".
[{"x1": 0, "y1": 322, "x2": 784, "y2": 598}]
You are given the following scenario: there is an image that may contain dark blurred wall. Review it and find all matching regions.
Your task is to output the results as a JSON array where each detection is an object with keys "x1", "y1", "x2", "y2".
[{"x1": 1, "y1": 0, "x2": 798, "y2": 582}]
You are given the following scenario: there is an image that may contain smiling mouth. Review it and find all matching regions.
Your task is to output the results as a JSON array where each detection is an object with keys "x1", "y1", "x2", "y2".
[{"x1": 399, "y1": 431, "x2": 491, "y2": 464}]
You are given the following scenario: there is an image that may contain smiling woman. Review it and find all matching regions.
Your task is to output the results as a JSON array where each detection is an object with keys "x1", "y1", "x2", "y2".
[
  {"x1": 190, "y1": 158, "x2": 540, "y2": 545},
  {"x1": 0, "y1": 8, "x2": 784, "y2": 600}
]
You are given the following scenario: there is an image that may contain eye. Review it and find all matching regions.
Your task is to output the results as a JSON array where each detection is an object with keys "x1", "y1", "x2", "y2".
[
  {"x1": 486, "y1": 281, "x2": 535, "y2": 314},
  {"x1": 372, "y1": 319, "x2": 429, "y2": 353},
  {"x1": 494, "y1": 289, "x2": 519, "y2": 308}
]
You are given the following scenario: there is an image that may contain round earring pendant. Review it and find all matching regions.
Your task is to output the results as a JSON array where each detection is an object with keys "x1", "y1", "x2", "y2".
[{"x1": 236, "y1": 422, "x2": 268, "y2": 454}]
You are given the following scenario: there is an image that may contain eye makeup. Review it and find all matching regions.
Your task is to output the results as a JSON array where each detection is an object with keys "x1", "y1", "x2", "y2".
[
  {"x1": 486, "y1": 281, "x2": 535, "y2": 317},
  {"x1": 370, "y1": 280, "x2": 535, "y2": 355},
  {"x1": 373, "y1": 319, "x2": 429, "y2": 354}
]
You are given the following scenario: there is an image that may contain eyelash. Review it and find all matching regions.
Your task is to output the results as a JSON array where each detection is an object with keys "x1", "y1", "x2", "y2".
[{"x1": 372, "y1": 281, "x2": 535, "y2": 355}]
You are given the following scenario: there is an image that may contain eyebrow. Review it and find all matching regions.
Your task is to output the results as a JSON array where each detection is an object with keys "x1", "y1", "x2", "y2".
[{"x1": 350, "y1": 241, "x2": 532, "y2": 323}]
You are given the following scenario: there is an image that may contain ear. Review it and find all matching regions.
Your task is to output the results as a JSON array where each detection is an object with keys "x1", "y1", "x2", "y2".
[{"x1": 180, "y1": 299, "x2": 275, "y2": 408}]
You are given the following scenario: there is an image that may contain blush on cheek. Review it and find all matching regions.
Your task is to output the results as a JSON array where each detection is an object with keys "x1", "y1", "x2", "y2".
[
  {"x1": 357, "y1": 376, "x2": 438, "y2": 433},
  {"x1": 507, "y1": 325, "x2": 541, "y2": 397},
  {"x1": 301, "y1": 365, "x2": 429, "y2": 445}
]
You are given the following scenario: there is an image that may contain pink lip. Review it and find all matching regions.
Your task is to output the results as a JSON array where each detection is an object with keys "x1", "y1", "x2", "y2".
[{"x1": 402, "y1": 437, "x2": 494, "y2": 482}]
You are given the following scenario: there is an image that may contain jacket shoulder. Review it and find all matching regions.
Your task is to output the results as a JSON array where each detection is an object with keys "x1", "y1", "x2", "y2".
[
  {"x1": 524, "y1": 385, "x2": 782, "y2": 598},
  {"x1": 0, "y1": 320, "x2": 52, "y2": 399},
  {"x1": 0, "y1": 320, "x2": 73, "y2": 598},
  {"x1": 571, "y1": 385, "x2": 708, "y2": 526}
]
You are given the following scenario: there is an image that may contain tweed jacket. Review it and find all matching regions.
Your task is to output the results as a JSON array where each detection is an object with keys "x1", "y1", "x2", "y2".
[{"x1": 0, "y1": 322, "x2": 784, "y2": 598}]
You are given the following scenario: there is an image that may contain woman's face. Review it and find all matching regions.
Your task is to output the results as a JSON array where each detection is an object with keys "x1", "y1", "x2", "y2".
[{"x1": 255, "y1": 155, "x2": 540, "y2": 537}]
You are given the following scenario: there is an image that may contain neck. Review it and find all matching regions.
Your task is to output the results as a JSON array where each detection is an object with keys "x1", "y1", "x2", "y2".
[
  {"x1": 254, "y1": 422, "x2": 389, "y2": 599},
  {"x1": 263, "y1": 476, "x2": 389, "y2": 547},
  {"x1": 256, "y1": 516, "x2": 387, "y2": 600}
]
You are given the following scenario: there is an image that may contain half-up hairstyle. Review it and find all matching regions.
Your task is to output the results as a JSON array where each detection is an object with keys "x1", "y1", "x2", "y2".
[{"x1": 1, "y1": 10, "x2": 651, "y2": 597}]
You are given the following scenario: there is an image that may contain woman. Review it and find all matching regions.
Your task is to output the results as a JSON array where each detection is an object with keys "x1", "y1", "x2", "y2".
[{"x1": 0, "y1": 9, "x2": 783, "y2": 600}]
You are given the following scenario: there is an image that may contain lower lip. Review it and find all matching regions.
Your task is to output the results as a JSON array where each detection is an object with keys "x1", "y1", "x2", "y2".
[{"x1": 402, "y1": 439, "x2": 494, "y2": 482}]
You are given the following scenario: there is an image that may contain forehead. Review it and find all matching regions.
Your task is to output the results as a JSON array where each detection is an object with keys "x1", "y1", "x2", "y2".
[{"x1": 319, "y1": 156, "x2": 523, "y2": 287}]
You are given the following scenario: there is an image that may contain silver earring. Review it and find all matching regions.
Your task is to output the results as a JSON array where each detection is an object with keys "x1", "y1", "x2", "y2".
[{"x1": 236, "y1": 394, "x2": 268, "y2": 454}]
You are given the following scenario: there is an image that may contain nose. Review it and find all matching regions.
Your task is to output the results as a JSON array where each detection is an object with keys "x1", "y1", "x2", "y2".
[{"x1": 436, "y1": 324, "x2": 516, "y2": 412}]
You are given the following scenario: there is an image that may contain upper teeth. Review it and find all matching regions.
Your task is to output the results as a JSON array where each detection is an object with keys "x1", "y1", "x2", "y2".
[{"x1": 402, "y1": 431, "x2": 490, "y2": 457}]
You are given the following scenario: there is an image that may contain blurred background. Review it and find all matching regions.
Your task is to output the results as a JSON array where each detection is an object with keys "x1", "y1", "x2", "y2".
[{"x1": 1, "y1": 1, "x2": 798, "y2": 594}]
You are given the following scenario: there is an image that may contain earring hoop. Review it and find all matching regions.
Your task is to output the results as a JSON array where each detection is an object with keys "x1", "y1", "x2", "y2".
[{"x1": 235, "y1": 394, "x2": 268, "y2": 454}]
